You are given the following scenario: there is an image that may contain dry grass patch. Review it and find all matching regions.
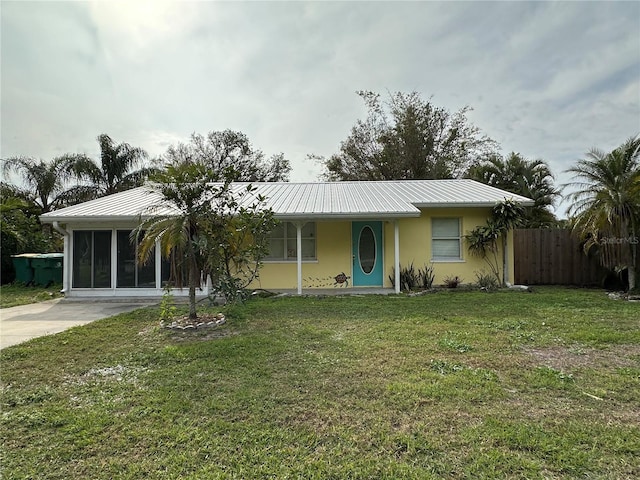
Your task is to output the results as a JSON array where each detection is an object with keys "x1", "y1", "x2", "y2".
[{"x1": 524, "y1": 344, "x2": 640, "y2": 370}]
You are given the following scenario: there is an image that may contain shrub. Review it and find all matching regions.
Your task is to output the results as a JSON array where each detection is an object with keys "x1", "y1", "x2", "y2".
[
  {"x1": 389, "y1": 263, "x2": 435, "y2": 291},
  {"x1": 212, "y1": 274, "x2": 251, "y2": 304},
  {"x1": 443, "y1": 275, "x2": 463, "y2": 288},
  {"x1": 475, "y1": 270, "x2": 499, "y2": 291},
  {"x1": 159, "y1": 286, "x2": 177, "y2": 323},
  {"x1": 418, "y1": 264, "x2": 435, "y2": 289}
]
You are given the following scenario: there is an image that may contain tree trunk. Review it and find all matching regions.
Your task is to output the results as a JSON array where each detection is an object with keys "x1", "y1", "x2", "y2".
[
  {"x1": 188, "y1": 286, "x2": 197, "y2": 319},
  {"x1": 188, "y1": 261, "x2": 199, "y2": 320},
  {"x1": 186, "y1": 230, "x2": 199, "y2": 320},
  {"x1": 630, "y1": 224, "x2": 637, "y2": 292},
  {"x1": 489, "y1": 245, "x2": 501, "y2": 285}
]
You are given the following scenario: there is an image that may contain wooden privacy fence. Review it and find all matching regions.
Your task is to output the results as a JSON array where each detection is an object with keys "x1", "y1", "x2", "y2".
[{"x1": 513, "y1": 229, "x2": 607, "y2": 286}]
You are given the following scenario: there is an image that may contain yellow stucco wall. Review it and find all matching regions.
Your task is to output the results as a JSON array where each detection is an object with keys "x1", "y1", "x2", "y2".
[
  {"x1": 251, "y1": 209, "x2": 516, "y2": 290},
  {"x1": 251, "y1": 221, "x2": 353, "y2": 289},
  {"x1": 382, "y1": 208, "x2": 514, "y2": 287}
]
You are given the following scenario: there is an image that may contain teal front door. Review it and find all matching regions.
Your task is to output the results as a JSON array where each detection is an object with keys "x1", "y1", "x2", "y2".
[{"x1": 352, "y1": 221, "x2": 383, "y2": 286}]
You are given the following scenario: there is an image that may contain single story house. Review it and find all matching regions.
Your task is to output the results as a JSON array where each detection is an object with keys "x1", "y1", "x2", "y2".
[{"x1": 40, "y1": 180, "x2": 533, "y2": 297}]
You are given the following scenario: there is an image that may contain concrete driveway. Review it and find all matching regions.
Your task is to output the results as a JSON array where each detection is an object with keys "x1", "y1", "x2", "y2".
[{"x1": 0, "y1": 298, "x2": 157, "y2": 349}]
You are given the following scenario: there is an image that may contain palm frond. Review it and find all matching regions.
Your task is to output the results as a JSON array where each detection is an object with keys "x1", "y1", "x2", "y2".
[{"x1": 564, "y1": 136, "x2": 640, "y2": 273}]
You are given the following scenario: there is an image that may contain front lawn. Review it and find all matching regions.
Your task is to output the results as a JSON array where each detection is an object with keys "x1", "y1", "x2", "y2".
[
  {"x1": 1, "y1": 288, "x2": 638, "y2": 479},
  {"x1": 0, "y1": 283, "x2": 63, "y2": 308}
]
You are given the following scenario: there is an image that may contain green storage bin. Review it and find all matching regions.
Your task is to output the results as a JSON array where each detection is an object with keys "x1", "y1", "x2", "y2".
[
  {"x1": 31, "y1": 253, "x2": 64, "y2": 287},
  {"x1": 11, "y1": 254, "x2": 40, "y2": 285}
]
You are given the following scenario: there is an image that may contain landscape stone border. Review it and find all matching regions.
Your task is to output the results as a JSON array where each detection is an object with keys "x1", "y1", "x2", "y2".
[{"x1": 162, "y1": 313, "x2": 226, "y2": 331}]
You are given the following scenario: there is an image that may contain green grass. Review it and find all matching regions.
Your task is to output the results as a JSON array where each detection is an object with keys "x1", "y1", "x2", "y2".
[
  {"x1": 0, "y1": 283, "x2": 63, "y2": 308},
  {"x1": 1, "y1": 287, "x2": 639, "y2": 479}
]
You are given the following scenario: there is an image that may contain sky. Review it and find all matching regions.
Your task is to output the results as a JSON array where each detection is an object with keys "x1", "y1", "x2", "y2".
[{"x1": 1, "y1": 1, "x2": 639, "y2": 217}]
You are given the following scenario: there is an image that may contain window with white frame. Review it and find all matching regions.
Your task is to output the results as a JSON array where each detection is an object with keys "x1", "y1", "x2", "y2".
[
  {"x1": 72, "y1": 230, "x2": 112, "y2": 288},
  {"x1": 116, "y1": 230, "x2": 156, "y2": 288},
  {"x1": 431, "y1": 218, "x2": 462, "y2": 261},
  {"x1": 266, "y1": 222, "x2": 316, "y2": 261}
]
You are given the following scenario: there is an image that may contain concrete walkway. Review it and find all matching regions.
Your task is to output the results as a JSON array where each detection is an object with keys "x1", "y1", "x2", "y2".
[{"x1": 0, "y1": 298, "x2": 156, "y2": 349}]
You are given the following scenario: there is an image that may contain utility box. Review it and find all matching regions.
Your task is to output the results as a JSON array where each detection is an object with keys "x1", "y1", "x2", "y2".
[
  {"x1": 30, "y1": 253, "x2": 64, "y2": 287},
  {"x1": 10, "y1": 253, "x2": 40, "y2": 285}
]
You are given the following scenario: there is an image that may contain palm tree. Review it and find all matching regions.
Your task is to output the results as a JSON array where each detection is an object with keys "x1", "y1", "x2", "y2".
[
  {"x1": 465, "y1": 199, "x2": 524, "y2": 286},
  {"x1": 135, "y1": 161, "x2": 225, "y2": 319},
  {"x1": 467, "y1": 153, "x2": 560, "y2": 227},
  {"x1": 565, "y1": 136, "x2": 640, "y2": 291},
  {"x1": 69, "y1": 134, "x2": 153, "y2": 198},
  {"x1": 1, "y1": 155, "x2": 88, "y2": 213},
  {"x1": 465, "y1": 223, "x2": 501, "y2": 284},
  {"x1": 135, "y1": 157, "x2": 276, "y2": 317},
  {"x1": 493, "y1": 199, "x2": 525, "y2": 285}
]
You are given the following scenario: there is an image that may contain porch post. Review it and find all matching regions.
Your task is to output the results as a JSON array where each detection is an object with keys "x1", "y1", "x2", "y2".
[
  {"x1": 111, "y1": 229, "x2": 117, "y2": 291},
  {"x1": 155, "y1": 239, "x2": 162, "y2": 290},
  {"x1": 296, "y1": 222, "x2": 303, "y2": 295},
  {"x1": 62, "y1": 233, "x2": 70, "y2": 293},
  {"x1": 394, "y1": 220, "x2": 400, "y2": 294},
  {"x1": 51, "y1": 222, "x2": 71, "y2": 293}
]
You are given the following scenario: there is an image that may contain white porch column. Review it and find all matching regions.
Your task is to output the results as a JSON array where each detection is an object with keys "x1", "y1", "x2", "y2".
[
  {"x1": 110, "y1": 229, "x2": 117, "y2": 291},
  {"x1": 52, "y1": 222, "x2": 71, "y2": 293},
  {"x1": 63, "y1": 233, "x2": 70, "y2": 292},
  {"x1": 155, "y1": 239, "x2": 162, "y2": 290},
  {"x1": 296, "y1": 222, "x2": 303, "y2": 295},
  {"x1": 394, "y1": 220, "x2": 400, "y2": 294}
]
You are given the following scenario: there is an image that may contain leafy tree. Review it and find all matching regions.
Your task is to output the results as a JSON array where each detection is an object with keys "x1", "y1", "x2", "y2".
[
  {"x1": 135, "y1": 161, "x2": 275, "y2": 319},
  {"x1": 163, "y1": 130, "x2": 291, "y2": 182},
  {"x1": 319, "y1": 91, "x2": 498, "y2": 181},
  {"x1": 200, "y1": 185, "x2": 277, "y2": 304},
  {"x1": 1, "y1": 195, "x2": 31, "y2": 250},
  {"x1": 0, "y1": 183, "x2": 56, "y2": 283},
  {"x1": 565, "y1": 136, "x2": 640, "y2": 291},
  {"x1": 466, "y1": 153, "x2": 560, "y2": 227},
  {"x1": 68, "y1": 134, "x2": 153, "y2": 199},
  {"x1": 465, "y1": 199, "x2": 525, "y2": 286}
]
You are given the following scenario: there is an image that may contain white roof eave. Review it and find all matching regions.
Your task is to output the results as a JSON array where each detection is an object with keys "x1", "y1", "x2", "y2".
[
  {"x1": 274, "y1": 211, "x2": 421, "y2": 221},
  {"x1": 414, "y1": 201, "x2": 536, "y2": 208},
  {"x1": 40, "y1": 215, "x2": 148, "y2": 224},
  {"x1": 42, "y1": 212, "x2": 422, "y2": 224}
]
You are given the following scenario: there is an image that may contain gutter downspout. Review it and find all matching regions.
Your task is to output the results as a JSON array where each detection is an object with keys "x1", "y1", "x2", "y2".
[{"x1": 52, "y1": 222, "x2": 70, "y2": 294}]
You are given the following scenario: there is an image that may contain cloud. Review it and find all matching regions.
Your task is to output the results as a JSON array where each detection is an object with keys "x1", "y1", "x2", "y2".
[{"x1": 1, "y1": 1, "x2": 638, "y2": 213}]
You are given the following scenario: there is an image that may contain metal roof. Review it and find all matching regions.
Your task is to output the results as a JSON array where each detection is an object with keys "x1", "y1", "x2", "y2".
[{"x1": 40, "y1": 179, "x2": 534, "y2": 223}]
